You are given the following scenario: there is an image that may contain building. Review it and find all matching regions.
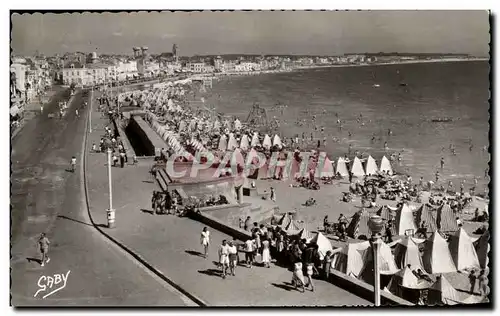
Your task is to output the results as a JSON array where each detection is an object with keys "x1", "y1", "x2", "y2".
[
  {"x1": 222, "y1": 61, "x2": 236, "y2": 73},
  {"x1": 185, "y1": 62, "x2": 206, "y2": 73},
  {"x1": 10, "y1": 60, "x2": 27, "y2": 98}
]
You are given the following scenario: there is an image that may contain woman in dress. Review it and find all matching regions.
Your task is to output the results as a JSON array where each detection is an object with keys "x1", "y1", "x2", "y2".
[
  {"x1": 292, "y1": 261, "x2": 305, "y2": 293},
  {"x1": 306, "y1": 263, "x2": 315, "y2": 292},
  {"x1": 200, "y1": 227, "x2": 210, "y2": 259},
  {"x1": 261, "y1": 237, "x2": 271, "y2": 268}
]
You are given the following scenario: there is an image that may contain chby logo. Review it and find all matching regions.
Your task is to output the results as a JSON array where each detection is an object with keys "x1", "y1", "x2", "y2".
[{"x1": 34, "y1": 270, "x2": 71, "y2": 299}]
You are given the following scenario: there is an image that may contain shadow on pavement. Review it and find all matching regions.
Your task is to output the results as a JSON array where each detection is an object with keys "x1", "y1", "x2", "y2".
[
  {"x1": 185, "y1": 250, "x2": 204, "y2": 257},
  {"x1": 26, "y1": 257, "x2": 42, "y2": 264},
  {"x1": 198, "y1": 268, "x2": 223, "y2": 278},
  {"x1": 140, "y1": 209, "x2": 154, "y2": 215},
  {"x1": 57, "y1": 215, "x2": 92, "y2": 227},
  {"x1": 142, "y1": 180, "x2": 154, "y2": 184},
  {"x1": 271, "y1": 282, "x2": 297, "y2": 292}
]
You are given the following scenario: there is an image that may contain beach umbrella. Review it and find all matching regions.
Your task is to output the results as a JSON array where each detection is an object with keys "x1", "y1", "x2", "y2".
[
  {"x1": 251, "y1": 132, "x2": 260, "y2": 147},
  {"x1": 218, "y1": 134, "x2": 228, "y2": 151},
  {"x1": 240, "y1": 134, "x2": 250, "y2": 151},
  {"x1": 262, "y1": 134, "x2": 272, "y2": 149}
]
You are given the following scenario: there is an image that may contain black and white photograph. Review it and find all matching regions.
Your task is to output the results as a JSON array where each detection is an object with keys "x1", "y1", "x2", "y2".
[{"x1": 9, "y1": 9, "x2": 491, "y2": 307}]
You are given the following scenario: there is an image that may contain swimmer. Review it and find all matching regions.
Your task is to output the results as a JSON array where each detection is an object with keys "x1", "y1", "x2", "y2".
[
  {"x1": 384, "y1": 142, "x2": 388, "y2": 150},
  {"x1": 348, "y1": 144, "x2": 353, "y2": 155},
  {"x1": 371, "y1": 136, "x2": 376, "y2": 143},
  {"x1": 321, "y1": 126, "x2": 325, "y2": 133},
  {"x1": 451, "y1": 148, "x2": 456, "y2": 156},
  {"x1": 388, "y1": 129, "x2": 392, "y2": 136},
  {"x1": 348, "y1": 131, "x2": 352, "y2": 138},
  {"x1": 398, "y1": 153, "x2": 402, "y2": 161}
]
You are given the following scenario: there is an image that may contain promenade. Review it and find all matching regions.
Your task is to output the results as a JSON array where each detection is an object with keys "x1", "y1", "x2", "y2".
[{"x1": 85, "y1": 93, "x2": 371, "y2": 306}]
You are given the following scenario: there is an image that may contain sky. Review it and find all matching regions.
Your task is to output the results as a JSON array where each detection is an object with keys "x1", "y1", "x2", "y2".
[{"x1": 11, "y1": 11, "x2": 490, "y2": 56}]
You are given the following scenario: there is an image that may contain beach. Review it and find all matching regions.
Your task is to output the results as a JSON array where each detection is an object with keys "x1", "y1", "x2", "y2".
[{"x1": 201, "y1": 60, "x2": 490, "y2": 193}]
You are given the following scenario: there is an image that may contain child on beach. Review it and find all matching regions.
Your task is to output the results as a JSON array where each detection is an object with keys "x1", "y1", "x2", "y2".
[{"x1": 322, "y1": 251, "x2": 333, "y2": 280}]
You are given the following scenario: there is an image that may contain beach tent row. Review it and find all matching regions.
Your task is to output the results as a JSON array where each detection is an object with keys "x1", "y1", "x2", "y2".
[
  {"x1": 218, "y1": 133, "x2": 283, "y2": 151},
  {"x1": 149, "y1": 118, "x2": 194, "y2": 160},
  {"x1": 335, "y1": 155, "x2": 393, "y2": 178}
]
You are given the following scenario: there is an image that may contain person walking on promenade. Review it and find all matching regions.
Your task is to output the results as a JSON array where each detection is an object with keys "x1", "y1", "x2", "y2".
[
  {"x1": 38, "y1": 233, "x2": 50, "y2": 267},
  {"x1": 119, "y1": 151, "x2": 125, "y2": 168},
  {"x1": 245, "y1": 237, "x2": 256, "y2": 268},
  {"x1": 322, "y1": 250, "x2": 333, "y2": 280},
  {"x1": 218, "y1": 240, "x2": 230, "y2": 279},
  {"x1": 228, "y1": 241, "x2": 238, "y2": 276},
  {"x1": 292, "y1": 261, "x2": 305, "y2": 293},
  {"x1": 243, "y1": 216, "x2": 252, "y2": 232},
  {"x1": 469, "y1": 270, "x2": 477, "y2": 294},
  {"x1": 262, "y1": 236, "x2": 271, "y2": 268},
  {"x1": 270, "y1": 187, "x2": 276, "y2": 202},
  {"x1": 305, "y1": 263, "x2": 315, "y2": 292},
  {"x1": 70, "y1": 156, "x2": 77, "y2": 173},
  {"x1": 200, "y1": 227, "x2": 210, "y2": 259},
  {"x1": 478, "y1": 270, "x2": 489, "y2": 297}
]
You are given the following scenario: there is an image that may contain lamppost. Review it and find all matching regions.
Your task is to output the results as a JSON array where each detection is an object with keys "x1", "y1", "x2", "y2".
[
  {"x1": 89, "y1": 86, "x2": 93, "y2": 133},
  {"x1": 107, "y1": 148, "x2": 115, "y2": 228},
  {"x1": 368, "y1": 215, "x2": 384, "y2": 306}
]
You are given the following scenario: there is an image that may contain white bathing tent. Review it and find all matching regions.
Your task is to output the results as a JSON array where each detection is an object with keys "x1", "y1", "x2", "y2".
[
  {"x1": 218, "y1": 134, "x2": 228, "y2": 151},
  {"x1": 448, "y1": 228, "x2": 481, "y2": 271},
  {"x1": 379, "y1": 156, "x2": 393, "y2": 175},
  {"x1": 262, "y1": 134, "x2": 272, "y2": 149},
  {"x1": 227, "y1": 133, "x2": 238, "y2": 151},
  {"x1": 315, "y1": 154, "x2": 335, "y2": 178},
  {"x1": 240, "y1": 134, "x2": 250, "y2": 151},
  {"x1": 394, "y1": 203, "x2": 418, "y2": 236},
  {"x1": 351, "y1": 156, "x2": 366, "y2": 178},
  {"x1": 234, "y1": 119, "x2": 242, "y2": 130},
  {"x1": 272, "y1": 134, "x2": 282, "y2": 148},
  {"x1": 365, "y1": 155, "x2": 378, "y2": 176},
  {"x1": 422, "y1": 232, "x2": 457, "y2": 274},
  {"x1": 250, "y1": 132, "x2": 260, "y2": 147},
  {"x1": 335, "y1": 157, "x2": 349, "y2": 177}
]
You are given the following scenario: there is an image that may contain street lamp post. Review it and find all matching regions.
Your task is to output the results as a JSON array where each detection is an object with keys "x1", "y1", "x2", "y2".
[
  {"x1": 368, "y1": 215, "x2": 384, "y2": 307},
  {"x1": 89, "y1": 86, "x2": 93, "y2": 133},
  {"x1": 107, "y1": 148, "x2": 115, "y2": 228}
]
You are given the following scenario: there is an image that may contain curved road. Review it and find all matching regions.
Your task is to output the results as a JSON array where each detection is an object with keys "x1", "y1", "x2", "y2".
[{"x1": 11, "y1": 88, "x2": 192, "y2": 306}]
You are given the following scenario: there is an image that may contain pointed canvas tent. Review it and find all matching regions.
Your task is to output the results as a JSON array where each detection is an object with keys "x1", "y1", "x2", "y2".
[
  {"x1": 422, "y1": 232, "x2": 457, "y2": 274},
  {"x1": 474, "y1": 230, "x2": 489, "y2": 269},
  {"x1": 437, "y1": 204, "x2": 459, "y2": 233},
  {"x1": 385, "y1": 266, "x2": 433, "y2": 297},
  {"x1": 310, "y1": 232, "x2": 333, "y2": 260},
  {"x1": 333, "y1": 241, "x2": 371, "y2": 278},
  {"x1": 351, "y1": 156, "x2": 366, "y2": 178},
  {"x1": 377, "y1": 205, "x2": 397, "y2": 222},
  {"x1": 335, "y1": 157, "x2": 349, "y2": 177},
  {"x1": 250, "y1": 132, "x2": 260, "y2": 147},
  {"x1": 240, "y1": 134, "x2": 250, "y2": 151},
  {"x1": 272, "y1": 134, "x2": 282, "y2": 148},
  {"x1": 277, "y1": 213, "x2": 292, "y2": 228},
  {"x1": 427, "y1": 276, "x2": 462, "y2": 305},
  {"x1": 416, "y1": 204, "x2": 438, "y2": 236},
  {"x1": 218, "y1": 134, "x2": 228, "y2": 151},
  {"x1": 360, "y1": 239, "x2": 400, "y2": 284},
  {"x1": 379, "y1": 156, "x2": 393, "y2": 175},
  {"x1": 346, "y1": 209, "x2": 372, "y2": 239},
  {"x1": 284, "y1": 219, "x2": 303, "y2": 235},
  {"x1": 295, "y1": 228, "x2": 313, "y2": 242},
  {"x1": 394, "y1": 236, "x2": 425, "y2": 270},
  {"x1": 394, "y1": 203, "x2": 418, "y2": 236},
  {"x1": 227, "y1": 133, "x2": 238, "y2": 151},
  {"x1": 234, "y1": 119, "x2": 242, "y2": 130},
  {"x1": 262, "y1": 134, "x2": 272, "y2": 149},
  {"x1": 448, "y1": 228, "x2": 480, "y2": 271},
  {"x1": 231, "y1": 148, "x2": 245, "y2": 169},
  {"x1": 365, "y1": 155, "x2": 379, "y2": 176},
  {"x1": 315, "y1": 154, "x2": 335, "y2": 178}
]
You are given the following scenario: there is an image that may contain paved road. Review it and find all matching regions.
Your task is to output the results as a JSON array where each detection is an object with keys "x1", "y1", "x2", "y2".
[{"x1": 11, "y1": 89, "x2": 192, "y2": 306}]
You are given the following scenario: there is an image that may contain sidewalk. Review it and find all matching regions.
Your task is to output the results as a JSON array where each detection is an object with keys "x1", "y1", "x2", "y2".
[{"x1": 85, "y1": 98, "x2": 371, "y2": 306}]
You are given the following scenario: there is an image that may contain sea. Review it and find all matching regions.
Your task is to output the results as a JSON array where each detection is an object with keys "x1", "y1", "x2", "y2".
[{"x1": 203, "y1": 61, "x2": 490, "y2": 193}]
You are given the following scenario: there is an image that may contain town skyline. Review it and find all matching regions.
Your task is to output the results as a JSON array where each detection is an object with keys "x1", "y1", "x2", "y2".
[{"x1": 11, "y1": 11, "x2": 490, "y2": 57}]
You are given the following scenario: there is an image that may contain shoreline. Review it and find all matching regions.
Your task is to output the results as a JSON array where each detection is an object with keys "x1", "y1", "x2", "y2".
[{"x1": 198, "y1": 58, "x2": 488, "y2": 80}]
